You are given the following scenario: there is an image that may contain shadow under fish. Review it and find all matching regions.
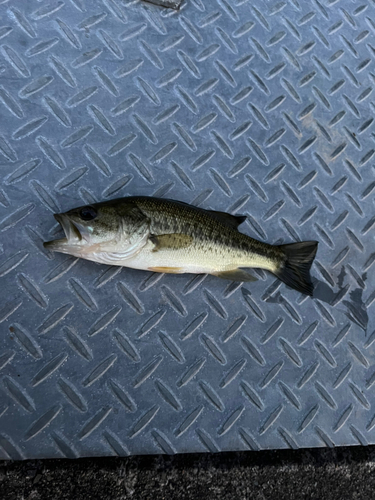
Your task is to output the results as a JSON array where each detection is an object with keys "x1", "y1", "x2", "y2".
[
  {"x1": 312, "y1": 279, "x2": 368, "y2": 333},
  {"x1": 342, "y1": 289, "x2": 368, "y2": 332}
]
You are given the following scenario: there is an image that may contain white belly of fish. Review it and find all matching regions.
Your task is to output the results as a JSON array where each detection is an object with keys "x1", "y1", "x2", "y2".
[
  {"x1": 89, "y1": 239, "x2": 248, "y2": 275},
  {"x1": 121, "y1": 242, "x2": 231, "y2": 274}
]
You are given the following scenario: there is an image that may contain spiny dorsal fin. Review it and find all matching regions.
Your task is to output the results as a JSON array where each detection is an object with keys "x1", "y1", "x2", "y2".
[
  {"x1": 150, "y1": 233, "x2": 193, "y2": 251},
  {"x1": 212, "y1": 269, "x2": 258, "y2": 282},
  {"x1": 161, "y1": 198, "x2": 247, "y2": 230},
  {"x1": 208, "y1": 210, "x2": 247, "y2": 230}
]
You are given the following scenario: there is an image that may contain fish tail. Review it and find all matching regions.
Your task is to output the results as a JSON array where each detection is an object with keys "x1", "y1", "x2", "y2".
[{"x1": 273, "y1": 241, "x2": 318, "y2": 296}]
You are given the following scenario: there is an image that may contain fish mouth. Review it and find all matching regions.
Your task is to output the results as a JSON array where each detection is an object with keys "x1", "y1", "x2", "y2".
[
  {"x1": 55, "y1": 213, "x2": 83, "y2": 241},
  {"x1": 43, "y1": 214, "x2": 83, "y2": 250}
]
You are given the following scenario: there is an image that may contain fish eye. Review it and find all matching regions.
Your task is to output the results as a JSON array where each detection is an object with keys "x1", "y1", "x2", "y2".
[{"x1": 79, "y1": 206, "x2": 97, "y2": 221}]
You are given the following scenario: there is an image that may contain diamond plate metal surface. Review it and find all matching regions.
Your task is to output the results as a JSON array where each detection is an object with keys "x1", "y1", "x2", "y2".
[{"x1": 1, "y1": 0, "x2": 375, "y2": 459}]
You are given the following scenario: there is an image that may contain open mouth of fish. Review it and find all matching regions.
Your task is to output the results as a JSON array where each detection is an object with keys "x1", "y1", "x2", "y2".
[
  {"x1": 55, "y1": 214, "x2": 83, "y2": 242},
  {"x1": 43, "y1": 214, "x2": 84, "y2": 249}
]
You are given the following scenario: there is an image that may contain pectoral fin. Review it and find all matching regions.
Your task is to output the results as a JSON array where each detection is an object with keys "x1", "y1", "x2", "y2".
[
  {"x1": 150, "y1": 233, "x2": 193, "y2": 251},
  {"x1": 212, "y1": 269, "x2": 258, "y2": 282}
]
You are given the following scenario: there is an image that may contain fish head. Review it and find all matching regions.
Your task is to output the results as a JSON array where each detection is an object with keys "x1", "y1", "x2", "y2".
[{"x1": 43, "y1": 201, "x2": 149, "y2": 258}]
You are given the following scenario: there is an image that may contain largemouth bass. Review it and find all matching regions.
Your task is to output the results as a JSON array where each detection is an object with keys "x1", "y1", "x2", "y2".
[{"x1": 43, "y1": 196, "x2": 318, "y2": 296}]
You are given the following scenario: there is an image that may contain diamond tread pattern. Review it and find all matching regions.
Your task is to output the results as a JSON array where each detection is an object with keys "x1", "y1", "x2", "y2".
[{"x1": 0, "y1": 0, "x2": 375, "y2": 459}]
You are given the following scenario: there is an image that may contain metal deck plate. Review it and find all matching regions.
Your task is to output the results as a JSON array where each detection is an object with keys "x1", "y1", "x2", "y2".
[{"x1": 1, "y1": 0, "x2": 375, "y2": 459}]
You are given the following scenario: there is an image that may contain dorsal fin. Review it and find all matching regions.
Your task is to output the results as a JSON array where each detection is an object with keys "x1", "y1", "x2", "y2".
[
  {"x1": 161, "y1": 198, "x2": 247, "y2": 230},
  {"x1": 207, "y1": 210, "x2": 247, "y2": 230}
]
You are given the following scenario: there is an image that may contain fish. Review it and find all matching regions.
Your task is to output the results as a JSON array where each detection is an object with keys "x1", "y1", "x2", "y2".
[{"x1": 43, "y1": 196, "x2": 318, "y2": 296}]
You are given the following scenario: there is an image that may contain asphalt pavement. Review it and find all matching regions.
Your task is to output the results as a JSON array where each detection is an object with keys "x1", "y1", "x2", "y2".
[{"x1": 2, "y1": 446, "x2": 375, "y2": 499}]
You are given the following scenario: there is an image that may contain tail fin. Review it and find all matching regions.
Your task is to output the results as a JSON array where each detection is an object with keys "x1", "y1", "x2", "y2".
[{"x1": 273, "y1": 241, "x2": 318, "y2": 296}]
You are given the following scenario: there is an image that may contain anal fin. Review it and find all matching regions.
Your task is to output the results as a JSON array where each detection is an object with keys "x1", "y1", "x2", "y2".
[{"x1": 212, "y1": 269, "x2": 258, "y2": 282}]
